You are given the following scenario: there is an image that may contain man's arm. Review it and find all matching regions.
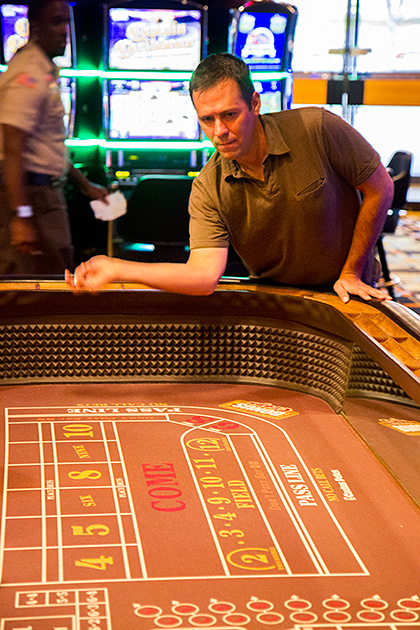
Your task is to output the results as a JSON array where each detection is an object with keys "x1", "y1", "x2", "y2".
[
  {"x1": 333, "y1": 162, "x2": 395, "y2": 303},
  {"x1": 67, "y1": 163, "x2": 109, "y2": 203},
  {"x1": 65, "y1": 246, "x2": 229, "y2": 295},
  {"x1": 2, "y1": 123, "x2": 39, "y2": 254}
]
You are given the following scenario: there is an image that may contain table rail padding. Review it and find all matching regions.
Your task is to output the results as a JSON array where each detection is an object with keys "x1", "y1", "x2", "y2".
[{"x1": 1, "y1": 282, "x2": 419, "y2": 412}]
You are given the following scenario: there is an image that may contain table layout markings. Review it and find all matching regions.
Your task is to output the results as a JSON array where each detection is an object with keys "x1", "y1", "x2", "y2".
[
  {"x1": 256, "y1": 417, "x2": 369, "y2": 576},
  {"x1": 225, "y1": 430, "x2": 294, "y2": 575},
  {"x1": 180, "y1": 425, "x2": 231, "y2": 576},
  {"x1": 8, "y1": 587, "x2": 112, "y2": 630},
  {"x1": 175, "y1": 406, "x2": 369, "y2": 578},
  {"x1": 180, "y1": 410, "x2": 331, "y2": 576},
  {"x1": 0, "y1": 615, "x2": 77, "y2": 629},
  {"x1": 54, "y1": 416, "x2": 138, "y2": 581},
  {"x1": 39, "y1": 421, "x2": 49, "y2": 583},
  {"x1": 51, "y1": 422, "x2": 66, "y2": 583},
  {"x1": 220, "y1": 426, "x2": 294, "y2": 574},
  {"x1": 2, "y1": 408, "x2": 170, "y2": 584},
  {"x1": 205, "y1": 406, "x2": 369, "y2": 577},
  {"x1": 0, "y1": 409, "x2": 11, "y2": 583},
  {"x1": 112, "y1": 419, "x2": 149, "y2": 580},
  {"x1": 98, "y1": 419, "x2": 131, "y2": 580},
  {"x1": 74, "y1": 587, "x2": 111, "y2": 630},
  {"x1": 0, "y1": 402, "x2": 382, "y2": 586},
  {"x1": 250, "y1": 431, "x2": 329, "y2": 575}
]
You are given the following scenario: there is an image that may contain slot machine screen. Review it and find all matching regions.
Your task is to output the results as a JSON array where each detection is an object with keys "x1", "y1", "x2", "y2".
[
  {"x1": 231, "y1": 10, "x2": 290, "y2": 71},
  {"x1": 59, "y1": 76, "x2": 75, "y2": 138},
  {"x1": 107, "y1": 7, "x2": 202, "y2": 71},
  {"x1": 0, "y1": 4, "x2": 28, "y2": 63},
  {"x1": 107, "y1": 79, "x2": 200, "y2": 140},
  {"x1": 254, "y1": 79, "x2": 282, "y2": 114},
  {"x1": 0, "y1": 3, "x2": 73, "y2": 66}
]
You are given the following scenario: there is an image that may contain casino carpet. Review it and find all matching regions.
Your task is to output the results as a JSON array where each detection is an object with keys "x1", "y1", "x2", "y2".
[{"x1": 381, "y1": 212, "x2": 420, "y2": 314}]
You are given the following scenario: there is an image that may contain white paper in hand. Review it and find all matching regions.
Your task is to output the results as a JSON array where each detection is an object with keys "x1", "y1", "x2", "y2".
[{"x1": 90, "y1": 190, "x2": 127, "y2": 221}]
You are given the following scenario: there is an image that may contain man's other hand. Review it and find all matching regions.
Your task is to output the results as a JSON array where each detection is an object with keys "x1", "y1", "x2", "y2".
[
  {"x1": 334, "y1": 273, "x2": 392, "y2": 303},
  {"x1": 80, "y1": 181, "x2": 109, "y2": 203}
]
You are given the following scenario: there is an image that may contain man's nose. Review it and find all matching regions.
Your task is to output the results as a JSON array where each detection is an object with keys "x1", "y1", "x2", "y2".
[{"x1": 214, "y1": 117, "x2": 228, "y2": 137}]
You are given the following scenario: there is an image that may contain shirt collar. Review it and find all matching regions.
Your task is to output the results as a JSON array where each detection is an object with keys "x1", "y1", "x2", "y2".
[
  {"x1": 220, "y1": 113, "x2": 291, "y2": 180},
  {"x1": 260, "y1": 114, "x2": 290, "y2": 156}
]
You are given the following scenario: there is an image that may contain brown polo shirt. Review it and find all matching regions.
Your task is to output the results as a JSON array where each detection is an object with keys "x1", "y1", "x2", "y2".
[{"x1": 189, "y1": 106, "x2": 380, "y2": 286}]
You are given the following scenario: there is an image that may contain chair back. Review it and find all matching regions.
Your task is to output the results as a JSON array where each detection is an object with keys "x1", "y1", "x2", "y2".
[
  {"x1": 117, "y1": 175, "x2": 194, "y2": 245},
  {"x1": 382, "y1": 151, "x2": 412, "y2": 233},
  {"x1": 387, "y1": 150, "x2": 412, "y2": 210}
]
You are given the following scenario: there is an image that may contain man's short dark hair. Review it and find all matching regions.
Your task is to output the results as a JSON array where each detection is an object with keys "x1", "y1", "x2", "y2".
[
  {"x1": 189, "y1": 53, "x2": 255, "y2": 109},
  {"x1": 27, "y1": 0, "x2": 65, "y2": 23}
]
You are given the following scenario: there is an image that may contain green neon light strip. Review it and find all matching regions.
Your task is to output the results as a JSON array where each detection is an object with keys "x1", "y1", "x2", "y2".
[
  {"x1": 65, "y1": 139, "x2": 100, "y2": 147},
  {"x1": 58, "y1": 69, "x2": 290, "y2": 81},
  {"x1": 65, "y1": 138, "x2": 214, "y2": 150},
  {"x1": 103, "y1": 70, "x2": 193, "y2": 80},
  {"x1": 59, "y1": 68, "x2": 99, "y2": 78},
  {"x1": 1, "y1": 65, "x2": 290, "y2": 81},
  {"x1": 59, "y1": 69, "x2": 193, "y2": 80}
]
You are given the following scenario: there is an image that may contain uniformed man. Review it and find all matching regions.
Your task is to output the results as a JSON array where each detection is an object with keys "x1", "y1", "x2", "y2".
[{"x1": 0, "y1": 0, "x2": 107, "y2": 275}]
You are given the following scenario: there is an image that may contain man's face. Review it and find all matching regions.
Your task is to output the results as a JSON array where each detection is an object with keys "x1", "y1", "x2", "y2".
[
  {"x1": 31, "y1": 0, "x2": 69, "y2": 59},
  {"x1": 192, "y1": 78, "x2": 261, "y2": 163}
]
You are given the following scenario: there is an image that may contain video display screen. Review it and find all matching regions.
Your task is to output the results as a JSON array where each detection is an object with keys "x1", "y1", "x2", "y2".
[
  {"x1": 107, "y1": 79, "x2": 200, "y2": 140},
  {"x1": 254, "y1": 79, "x2": 282, "y2": 114},
  {"x1": 232, "y1": 10, "x2": 288, "y2": 71},
  {"x1": 108, "y1": 7, "x2": 202, "y2": 71},
  {"x1": 59, "y1": 76, "x2": 75, "y2": 138},
  {"x1": 0, "y1": 4, "x2": 28, "y2": 62},
  {"x1": 0, "y1": 3, "x2": 73, "y2": 67}
]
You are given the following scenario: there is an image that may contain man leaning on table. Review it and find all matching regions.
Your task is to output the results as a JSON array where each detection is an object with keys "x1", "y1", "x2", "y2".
[{"x1": 67, "y1": 53, "x2": 394, "y2": 304}]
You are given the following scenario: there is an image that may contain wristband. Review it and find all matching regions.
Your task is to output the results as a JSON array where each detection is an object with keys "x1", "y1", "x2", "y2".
[{"x1": 16, "y1": 205, "x2": 33, "y2": 218}]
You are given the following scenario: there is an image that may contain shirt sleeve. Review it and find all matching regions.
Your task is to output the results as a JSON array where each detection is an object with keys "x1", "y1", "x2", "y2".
[
  {"x1": 0, "y1": 67, "x2": 45, "y2": 134},
  {"x1": 321, "y1": 108, "x2": 381, "y2": 187},
  {"x1": 188, "y1": 169, "x2": 230, "y2": 250}
]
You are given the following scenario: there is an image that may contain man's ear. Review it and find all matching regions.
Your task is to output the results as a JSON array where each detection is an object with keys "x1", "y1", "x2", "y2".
[{"x1": 252, "y1": 90, "x2": 261, "y2": 115}]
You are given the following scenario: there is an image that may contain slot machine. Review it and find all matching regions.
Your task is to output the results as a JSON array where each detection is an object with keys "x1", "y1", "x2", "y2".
[
  {"x1": 228, "y1": 1, "x2": 298, "y2": 112},
  {"x1": 103, "y1": 0, "x2": 208, "y2": 187},
  {"x1": 0, "y1": 3, "x2": 28, "y2": 64},
  {"x1": 0, "y1": 2, "x2": 77, "y2": 138}
]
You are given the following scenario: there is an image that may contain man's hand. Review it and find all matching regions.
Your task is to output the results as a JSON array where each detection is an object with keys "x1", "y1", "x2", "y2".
[
  {"x1": 10, "y1": 216, "x2": 41, "y2": 255},
  {"x1": 66, "y1": 164, "x2": 109, "y2": 203},
  {"x1": 334, "y1": 273, "x2": 391, "y2": 303},
  {"x1": 65, "y1": 255, "x2": 117, "y2": 292}
]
